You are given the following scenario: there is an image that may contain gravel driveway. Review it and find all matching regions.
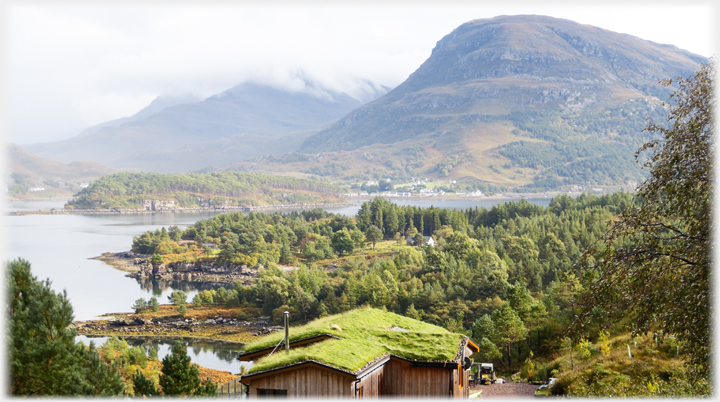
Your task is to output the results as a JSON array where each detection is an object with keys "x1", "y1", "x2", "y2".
[{"x1": 470, "y1": 382, "x2": 539, "y2": 398}]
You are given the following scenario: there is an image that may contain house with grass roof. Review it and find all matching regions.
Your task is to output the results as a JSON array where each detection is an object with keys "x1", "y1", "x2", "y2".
[{"x1": 238, "y1": 308, "x2": 479, "y2": 398}]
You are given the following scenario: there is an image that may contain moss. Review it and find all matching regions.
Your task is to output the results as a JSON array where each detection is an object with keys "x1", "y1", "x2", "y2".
[{"x1": 245, "y1": 307, "x2": 463, "y2": 374}]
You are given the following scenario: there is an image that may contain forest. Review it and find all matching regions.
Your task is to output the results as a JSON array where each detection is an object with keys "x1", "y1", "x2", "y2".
[
  {"x1": 497, "y1": 100, "x2": 666, "y2": 190},
  {"x1": 127, "y1": 183, "x2": 708, "y2": 397},
  {"x1": 65, "y1": 171, "x2": 344, "y2": 209}
]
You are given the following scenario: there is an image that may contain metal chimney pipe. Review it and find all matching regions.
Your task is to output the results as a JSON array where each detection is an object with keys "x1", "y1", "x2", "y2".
[{"x1": 284, "y1": 311, "x2": 290, "y2": 354}]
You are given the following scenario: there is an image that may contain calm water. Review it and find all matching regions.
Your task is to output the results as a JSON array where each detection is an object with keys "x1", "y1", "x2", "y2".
[
  {"x1": 5, "y1": 197, "x2": 550, "y2": 372},
  {"x1": 75, "y1": 335, "x2": 252, "y2": 374}
]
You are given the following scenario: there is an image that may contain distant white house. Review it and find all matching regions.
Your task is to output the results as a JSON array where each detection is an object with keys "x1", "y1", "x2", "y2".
[
  {"x1": 406, "y1": 235, "x2": 435, "y2": 247},
  {"x1": 80, "y1": 182, "x2": 89, "y2": 188}
]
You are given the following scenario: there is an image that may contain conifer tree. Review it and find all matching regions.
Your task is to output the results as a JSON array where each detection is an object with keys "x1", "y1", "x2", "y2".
[
  {"x1": 492, "y1": 303, "x2": 528, "y2": 372},
  {"x1": 364, "y1": 225, "x2": 383, "y2": 251},
  {"x1": 132, "y1": 369, "x2": 159, "y2": 396},
  {"x1": 159, "y1": 342, "x2": 216, "y2": 396},
  {"x1": 8, "y1": 259, "x2": 124, "y2": 396},
  {"x1": 149, "y1": 296, "x2": 160, "y2": 312},
  {"x1": 405, "y1": 303, "x2": 419, "y2": 319}
]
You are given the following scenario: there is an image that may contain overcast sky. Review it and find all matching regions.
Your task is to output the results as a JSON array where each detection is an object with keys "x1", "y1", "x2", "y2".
[{"x1": 4, "y1": 1, "x2": 717, "y2": 146}]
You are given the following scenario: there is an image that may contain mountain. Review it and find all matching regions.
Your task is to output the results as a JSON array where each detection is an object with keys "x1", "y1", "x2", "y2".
[
  {"x1": 6, "y1": 143, "x2": 121, "y2": 198},
  {"x1": 27, "y1": 80, "x2": 386, "y2": 173},
  {"x1": 294, "y1": 15, "x2": 706, "y2": 190},
  {"x1": 74, "y1": 93, "x2": 202, "y2": 139}
]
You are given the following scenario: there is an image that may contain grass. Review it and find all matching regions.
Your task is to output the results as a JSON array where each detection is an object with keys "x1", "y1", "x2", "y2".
[
  {"x1": 244, "y1": 307, "x2": 463, "y2": 374},
  {"x1": 540, "y1": 331, "x2": 704, "y2": 397}
]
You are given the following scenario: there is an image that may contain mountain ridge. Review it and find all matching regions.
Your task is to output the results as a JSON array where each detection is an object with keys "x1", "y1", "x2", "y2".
[
  {"x1": 27, "y1": 79, "x2": 388, "y2": 173},
  {"x1": 301, "y1": 15, "x2": 704, "y2": 153}
]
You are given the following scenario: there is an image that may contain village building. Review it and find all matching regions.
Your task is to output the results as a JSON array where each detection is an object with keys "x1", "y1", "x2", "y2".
[
  {"x1": 238, "y1": 308, "x2": 479, "y2": 398},
  {"x1": 405, "y1": 235, "x2": 435, "y2": 247},
  {"x1": 143, "y1": 199, "x2": 175, "y2": 211}
]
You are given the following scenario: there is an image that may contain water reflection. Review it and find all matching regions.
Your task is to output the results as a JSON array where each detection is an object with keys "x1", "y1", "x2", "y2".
[
  {"x1": 76, "y1": 335, "x2": 252, "y2": 374},
  {"x1": 134, "y1": 278, "x2": 235, "y2": 294}
]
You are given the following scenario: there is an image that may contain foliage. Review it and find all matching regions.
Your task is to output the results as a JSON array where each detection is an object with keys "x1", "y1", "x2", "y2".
[
  {"x1": 331, "y1": 229, "x2": 355, "y2": 255},
  {"x1": 598, "y1": 331, "x2": 611, "y2": 357},
  {"x1": 131, "y1": 370, "x2": 159, "y2": 396},
  {"x1": 491, "y1": 303, "x2": 528, "y2": 372},
  {"x1": 159, "y1": 342, "x2": 217, "y2": 396},
  {"x1": 132, "y1": 298, "x2": 147, "y2": 313},
  {"x1": 126, "y1": 192, "x2": 645, "y2": 378},
  {"x1": 66, "y1": 171, "x2": 344, "y2": 209},
  {"x1": 364, "y1": 225, "x2": 383, "y2": 251},
  {"x1": 578, "y1": 337, "x2": 593, "y2": 359},
  {"x1": 8, "y1": 259, "x2": 124, "y2": 396},
  {"x1": 149, "y1": 297, "x2": 160, "y2": 312},
  {"x1": 575, "y1": 64, "x2": 713, "y2": 376},
  {"x1": 167, "y1": 290, "x2": 187, "y2": 306}
]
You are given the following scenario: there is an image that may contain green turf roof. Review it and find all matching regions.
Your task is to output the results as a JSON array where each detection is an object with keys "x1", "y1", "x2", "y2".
[{"x1": 244, "y1": 308, "x2": 464, "y2": 374}]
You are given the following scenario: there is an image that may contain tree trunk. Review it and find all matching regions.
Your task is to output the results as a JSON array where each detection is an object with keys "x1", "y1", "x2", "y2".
[{"x1": 507, "y1": 343, "x2": 512, "y2": 373}]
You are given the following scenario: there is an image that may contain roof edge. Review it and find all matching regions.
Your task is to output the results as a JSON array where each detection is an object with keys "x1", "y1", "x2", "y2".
[
  {"x1": 240, "y1": 359, "x2": 356, "y2": 384},
  {"x1": 238, "y1": 333, "x2": 340, "y2": 361}
]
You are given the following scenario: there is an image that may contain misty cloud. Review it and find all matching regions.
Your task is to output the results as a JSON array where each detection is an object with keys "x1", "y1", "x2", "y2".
[{"x1": 6, "y1": 3, "x2": 714, "y2": 145}]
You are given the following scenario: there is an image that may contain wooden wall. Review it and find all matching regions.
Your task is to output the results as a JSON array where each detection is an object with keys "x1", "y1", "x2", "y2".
[
  {"x1": 356, "y1": 362, "x2": 384, "y2": 398},
  {"x1": 376, "y1": 358, "x2": 454, "y2": 397},
  {"x1": 248, "y1": 365, "x2": 354, "y2": 398},
  {"x1": 247, "y1": 358, "x2": 471, "y2": 398}
]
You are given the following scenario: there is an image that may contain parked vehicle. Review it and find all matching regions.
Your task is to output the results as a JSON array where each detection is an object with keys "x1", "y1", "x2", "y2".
[{"x1": 479, "y1": 363, "x2": 495, "y2": 384}]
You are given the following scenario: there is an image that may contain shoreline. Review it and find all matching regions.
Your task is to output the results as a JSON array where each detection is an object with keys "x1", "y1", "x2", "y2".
[
  {"x1": 6, "y1": 201, "x2": 355, "y2": 216},
  {"x1": 94, "y1": 251, "x2": 260, "y2": 284},
  {"x1": 92, "y1": 252, "x2": 144, "y2": 273},
  {"x1": 6, "y1": 196, "x2": 73, "y2": 202},
  {"x1": 7, "y1": 191, "x2": 600, "y2": 215},
  {"x1": 72, "y1": 307, "x2": 281, "y2": 345}
]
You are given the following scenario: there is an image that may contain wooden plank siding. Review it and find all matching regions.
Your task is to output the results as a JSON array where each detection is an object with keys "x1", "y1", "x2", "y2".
[
  {"x1": 248, "y1": 365, "x2": 354, "y2": 398},
  {"x1": 357, "y1": 363, "x2": 384, "y2": 398},
  {"x1": 245, "y1": 356, "x2": 474, "y2": 398},
  {"x1": 366, "y1": 357, "x2": 454, "y2": 398}
]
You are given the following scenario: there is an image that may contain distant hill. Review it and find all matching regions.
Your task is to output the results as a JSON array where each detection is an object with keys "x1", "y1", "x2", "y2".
[
  {"x1": 6, "y1": 143, "x2": 121, "y2": 199},
  {"x1": 73, "y1": 93, "x2": 202, "y2": 139},
  {"x1": 66, "y1": 171, "x2": 345, "y2": 209},
  {"x1": 295, "y1": 15, "x2": 706, "y2": 191},
  {"x1": 27, "y1": 80, "x2": 388, "y2": 173}
]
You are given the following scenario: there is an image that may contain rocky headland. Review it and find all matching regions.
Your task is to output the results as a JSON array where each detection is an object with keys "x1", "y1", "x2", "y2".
[
  {"x1": 94, "y1": 251, "x2": 261, "y2": 284},
  {"x1": 73, "y1": 313, "x2": 283, "y2": 344}
]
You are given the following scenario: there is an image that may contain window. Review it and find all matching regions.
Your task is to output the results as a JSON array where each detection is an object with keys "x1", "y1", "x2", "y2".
[{"x1": 257, "y1": 389, "x2": 288, "y2": 398}]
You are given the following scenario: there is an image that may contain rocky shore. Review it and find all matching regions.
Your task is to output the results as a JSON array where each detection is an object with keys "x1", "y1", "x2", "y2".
[
  {"x1": 95, "y1": 251, "x2": 260, "y2": 284},
  {"x1": 73, "y1": 314, "x2": 283, "y2": 344}
]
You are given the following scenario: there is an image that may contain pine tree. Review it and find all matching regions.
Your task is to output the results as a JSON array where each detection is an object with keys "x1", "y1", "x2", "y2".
[
  {"x1": 149, "y1": 297, "x2": 160, "y2": 312},
  {"x1": 492, "y1": 303, "x2": 528, "y2": 372},
  {"x1": 8, "y1": 259, "x2": 124, "y2": 396},
  {"x1": 78, "y1": 342, "x2": 126, "y2": 396},
  {"x1": 159, "y1": 342, "x2": 210, "y2": 396},
  {"x1": 280, "y1": 242, "x2": 294, "y2": 264},
  {"x1": 132, "y1": 369, "x2": 159, "y2": 396},
  {"x1": 194, "y1": 377, "x2": 219, "y2": 397},
  {"x1": 405, "y1": 303, "x2": 419, "y2": 319},
  {"x1": 132, "y1": 298, "x2": 147, "y2": 313},
  {"x1": 364, "y1": 225, "x2": 383, "y2": 251}
]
